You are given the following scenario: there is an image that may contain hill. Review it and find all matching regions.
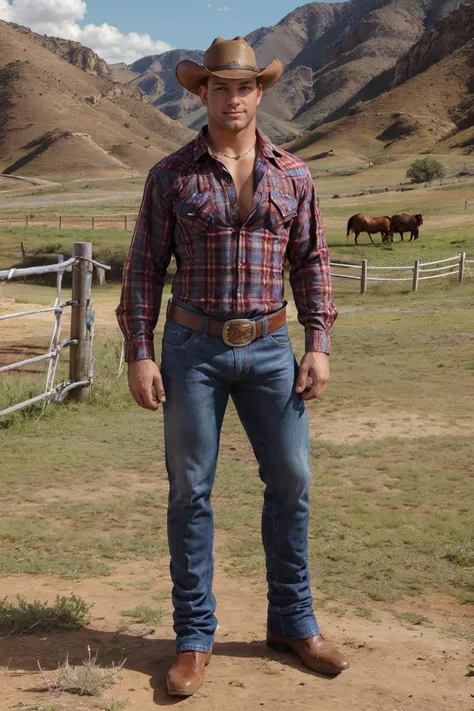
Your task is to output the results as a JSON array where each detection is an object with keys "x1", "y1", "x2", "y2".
[
  {"x1": 287, "y1": 2, "x2": 474, "y2": 160},
  {"x1": 0, "y1": 20, "x2": 195, "y2": 178}
]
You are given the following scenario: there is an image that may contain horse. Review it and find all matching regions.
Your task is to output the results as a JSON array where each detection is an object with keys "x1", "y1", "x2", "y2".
[
  {"x1": 391, "y1": 214, "x2": 423, "y2": 242},
  {"x1": 346, "y1": 214, "x2": 392, "y2": 245}
]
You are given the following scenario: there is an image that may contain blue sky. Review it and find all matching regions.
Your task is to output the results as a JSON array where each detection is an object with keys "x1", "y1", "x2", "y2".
[
  {"x1": 84, "y1": 0, "x2": 337, "y2": 50},
  {"x1": 0, "y1": 0, "x2": 338, "y2": 63}
]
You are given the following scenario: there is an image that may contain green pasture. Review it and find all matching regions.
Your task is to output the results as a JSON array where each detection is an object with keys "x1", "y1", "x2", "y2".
[
  {"x1": 0, "y1": 278, "x2": 473, "y2": 630},
  {"x1": 0, "y1": 178, "x2": 473, "y2": 644}
]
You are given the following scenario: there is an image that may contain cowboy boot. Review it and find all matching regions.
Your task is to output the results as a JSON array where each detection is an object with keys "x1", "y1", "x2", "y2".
[
  {"x1": 267, "y1": 631, "x2": 349, "y2": 676},
  {"x1": 166, "y1": 649, "x2": 212, "y2": 697}
]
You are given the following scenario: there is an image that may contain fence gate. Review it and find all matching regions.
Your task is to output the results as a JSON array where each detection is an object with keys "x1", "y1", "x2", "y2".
[{"x1": 0, "y1": 242, "x2": 110, "y2": 418}]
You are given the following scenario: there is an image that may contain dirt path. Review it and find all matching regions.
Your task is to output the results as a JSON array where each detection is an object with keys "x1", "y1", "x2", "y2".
[{"x1": 0, "y1": 561, "x2": 472, "y2": 711}]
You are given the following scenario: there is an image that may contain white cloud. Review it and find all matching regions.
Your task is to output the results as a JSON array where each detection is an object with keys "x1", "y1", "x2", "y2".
[
  {"x1": 0, "y1": 0, "x2": 172, "y2": 64},
  {"x1": 206, "y1": 3, "x2": 212, "y2": 6},
  {"x1": 217, "y1": 6, "x2": 230, "y2": 11}
]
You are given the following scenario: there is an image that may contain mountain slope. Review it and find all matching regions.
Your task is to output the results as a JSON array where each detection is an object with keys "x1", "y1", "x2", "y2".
[
  {"x1": 0, "y1": 20, "x2": 194, "y2": 177},
  {"x1": 287, "y1": 9, "x2": 474, "y2": 161},
  {"x1": 282, "y1": 0, "x2": 471, "y2": 129}
]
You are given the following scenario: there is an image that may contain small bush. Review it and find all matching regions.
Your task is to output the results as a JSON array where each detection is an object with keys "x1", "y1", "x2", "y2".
[
  {"x1": 406, "y1": 158, "x2": 446, "y2": 184},
  {"x1": 0, "y1": 594, "x2": 92, "y2": 633},
  {"x1": 40, "y1": 647, "x2": 125, "y2": 697}
]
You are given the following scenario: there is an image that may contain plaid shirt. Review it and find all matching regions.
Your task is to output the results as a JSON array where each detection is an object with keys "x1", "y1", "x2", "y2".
[{"x1": 116, "y1": 126, "x2": 337, "y2": 362}]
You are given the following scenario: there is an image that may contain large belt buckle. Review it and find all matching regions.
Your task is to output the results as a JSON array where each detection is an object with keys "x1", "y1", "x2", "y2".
[{"x1": 222, "y1": 319, "x2": 256, "y2": 347}]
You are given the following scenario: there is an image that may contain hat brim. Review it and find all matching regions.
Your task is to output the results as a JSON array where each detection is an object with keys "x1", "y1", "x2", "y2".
[{"x1": 175, "y1": 58, "x2": 284, "y2": 95}]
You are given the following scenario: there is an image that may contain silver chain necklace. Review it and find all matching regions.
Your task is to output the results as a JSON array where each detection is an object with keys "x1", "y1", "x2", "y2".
[{"x1": 210, "y1": 141, "x2": 256, "y2": 161}]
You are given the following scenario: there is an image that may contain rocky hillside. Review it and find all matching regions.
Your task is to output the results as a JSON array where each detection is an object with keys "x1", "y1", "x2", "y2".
[
  {"x1": 287, "y1": 2, "x2": 474, "y2": 160},
  {"x1": 273, "y1": 0, "x2": 471, "y2": 129},
  {"x1": 0, "y1": 20, "x2": 194, "y2": 178},
  {"x1": 8, "y1": 22, "x2": 112, "y2": 78},
  {"x1": 391, "y1": 1, "x2": 474, "y2": 87}
]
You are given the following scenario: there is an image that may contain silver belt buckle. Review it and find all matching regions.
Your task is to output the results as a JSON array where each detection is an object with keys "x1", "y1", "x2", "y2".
[{"x1": 222, "y1": 319, "x2": 256, "y2": 347}]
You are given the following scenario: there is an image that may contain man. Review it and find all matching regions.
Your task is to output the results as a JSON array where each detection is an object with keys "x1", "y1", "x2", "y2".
[{"x1": 116, "y1": 36, "x2": 349, "y2": 697}]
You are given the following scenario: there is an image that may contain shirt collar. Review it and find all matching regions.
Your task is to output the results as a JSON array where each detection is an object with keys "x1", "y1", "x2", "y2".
[{"x1": 192, "y1": 125, "x2": 283, "y2": 164}]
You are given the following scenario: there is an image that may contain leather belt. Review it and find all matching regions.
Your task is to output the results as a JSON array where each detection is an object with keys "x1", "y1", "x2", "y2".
[{"x1": 166, "y1": 302, "x2": 287, "y2": 348}]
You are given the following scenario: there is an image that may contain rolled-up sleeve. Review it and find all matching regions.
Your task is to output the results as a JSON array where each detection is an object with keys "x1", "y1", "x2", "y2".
[
  {"x1": 116, "y1": 170, "x2": 174, "y2": 362},
  {"x1": 286, "y1": 170, "x2": 337, "y2": 354}
]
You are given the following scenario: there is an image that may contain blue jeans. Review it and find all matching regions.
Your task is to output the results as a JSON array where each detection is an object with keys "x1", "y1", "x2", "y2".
[{"x1": 160, "y1": 298, "x2": 320, "y2": 652}]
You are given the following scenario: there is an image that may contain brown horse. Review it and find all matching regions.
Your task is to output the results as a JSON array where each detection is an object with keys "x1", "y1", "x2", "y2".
[
  {"x1": 391, "y1": 214, "x2": 423, "y2": 242},
  {"x1": 346, "y1": 214, "x2": 392, "y2": 245}
]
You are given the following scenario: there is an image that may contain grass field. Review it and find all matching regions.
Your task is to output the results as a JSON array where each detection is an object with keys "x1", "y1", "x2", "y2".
[
  {"x1": 1, "y1": 278, "x2": 473, "y2": 608},
  {"x1": 0, "y1": 175, "x2": 473, "y2": 710}
]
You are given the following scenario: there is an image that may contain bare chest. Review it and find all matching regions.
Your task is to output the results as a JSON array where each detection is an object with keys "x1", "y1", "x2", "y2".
[{"x1": 220, "y1": 155, "x2": 256, "y2": 224}]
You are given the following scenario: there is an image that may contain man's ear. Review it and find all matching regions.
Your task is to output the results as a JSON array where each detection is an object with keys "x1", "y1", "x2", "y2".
[
  {"x1": 198, "y1": 83, "x2": 208, "y2": 107},
  {"x1": 256, "y1": 83, "x2": 263, "y2": 106}
]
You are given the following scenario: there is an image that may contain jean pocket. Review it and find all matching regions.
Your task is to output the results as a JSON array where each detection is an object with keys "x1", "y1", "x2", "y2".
[
  {"x1": 267, "y1": 323, "x2": 291, "y2": 347},
  {"x1": 162, "y1": 321, "x2": 202, "y2": 350}
]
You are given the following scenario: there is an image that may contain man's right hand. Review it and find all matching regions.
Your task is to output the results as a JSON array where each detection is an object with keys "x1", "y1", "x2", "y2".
[{"x1": 128, "y1": 359, "x2": 166, "y2": 411}]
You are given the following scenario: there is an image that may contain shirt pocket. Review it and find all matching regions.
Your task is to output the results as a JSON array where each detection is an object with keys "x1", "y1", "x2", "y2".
[
  {"x1": 268, "y1": 191, "x2": 298, "y2": 234},
  {"x1": 173, "y1": 192, "x2": 214, "y2": 238}
]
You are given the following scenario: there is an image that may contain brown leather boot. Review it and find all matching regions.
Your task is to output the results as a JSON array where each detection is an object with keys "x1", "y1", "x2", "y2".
[
  {"x1": 267, "y1": 630, "x2": 350, "y2": 676},
  {"x1": 166, "y1": 649, "x2": 212, "y2": 697}
]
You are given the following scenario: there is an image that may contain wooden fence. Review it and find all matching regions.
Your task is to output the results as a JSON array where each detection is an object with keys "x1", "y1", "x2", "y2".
[
  {"x1": 0, "y1": 214, "x2": 139, "y2": 230},
  {"x1": 330, "y1": 253, "x2": 472, "y2": 294},
  {"x1": 0, "y1": 242, "x2": 110, "y2": 418}
]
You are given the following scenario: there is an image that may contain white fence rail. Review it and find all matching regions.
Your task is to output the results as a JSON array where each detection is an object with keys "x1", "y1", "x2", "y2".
[
  {"x1": 330, "y1": 253, "x2": 469, "y2": 294},
  {"x1": 0, "y1": 243, "x2": 110, "y2": 418}
]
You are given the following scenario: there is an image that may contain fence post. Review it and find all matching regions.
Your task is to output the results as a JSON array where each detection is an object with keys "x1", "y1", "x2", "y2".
[
  {"x1": 360, "y1": 259, "x2": 368, "y2": 294},
  {"x1": 69, "y1": 242, "x2": 93, "y2": 402},
  {"x1": 91, "y1": 216, "x2": 95, "y2": 230},
  {"x1": 59, "y1": 216, "x2": 62, "y2": 229},
  {"x1": 20, "y1": 242, "x2": 26, "y2": 263},
  {"x1": 125, "y1": 215, "x2": 128, "y2": 231},
  {"x1": 459, "y1": 252, "x2": 466, "y2": 284},
  {"x1": 412, "y1": 260, "x2": 420, "y2": 292},
  {"x1": 25, "y1": 214, "x2": 29, "y2": 229}
]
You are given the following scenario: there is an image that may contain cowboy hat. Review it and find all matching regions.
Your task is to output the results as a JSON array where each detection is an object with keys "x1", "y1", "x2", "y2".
[{"x1": 175, "y1": 36, "x2": 283, "y2": 95}]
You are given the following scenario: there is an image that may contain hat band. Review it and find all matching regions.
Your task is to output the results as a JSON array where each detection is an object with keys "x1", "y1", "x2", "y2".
[{"x1": 207, "y1": 63, "x2": 260, "y2": 72}]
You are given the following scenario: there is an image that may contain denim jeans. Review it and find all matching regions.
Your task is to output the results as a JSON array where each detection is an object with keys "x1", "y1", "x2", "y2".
[{"x1": 160, "y1": 298, "x2": 320, "y2": 652}]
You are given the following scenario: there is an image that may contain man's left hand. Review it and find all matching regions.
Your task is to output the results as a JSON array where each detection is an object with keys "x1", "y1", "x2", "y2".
[{"x1": 295, "y1": 352, "x2": 330, "y2": 401}]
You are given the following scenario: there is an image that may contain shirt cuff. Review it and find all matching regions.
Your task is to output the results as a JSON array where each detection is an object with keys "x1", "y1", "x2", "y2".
[
  {"x1": 124, "y1": 337, "x2": 155, "y2": 363},
  {"x1": 305, "y1": 329, "x2": 330, "y2": 355}
]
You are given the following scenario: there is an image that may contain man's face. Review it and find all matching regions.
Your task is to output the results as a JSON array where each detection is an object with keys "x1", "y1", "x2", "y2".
[{"x1": 199, "y1": 77, "x2": 263, "y2": 131}]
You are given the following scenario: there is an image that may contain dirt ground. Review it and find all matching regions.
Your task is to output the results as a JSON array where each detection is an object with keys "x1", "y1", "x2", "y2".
[{"x1": 1, "y1": 558, "x2": 473, "y2": 711}]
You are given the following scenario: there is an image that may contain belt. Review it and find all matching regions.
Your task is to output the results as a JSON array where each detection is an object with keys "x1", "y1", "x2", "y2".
[{"x1": 166, "y1": 302, "x2": 287, "y2": 348}]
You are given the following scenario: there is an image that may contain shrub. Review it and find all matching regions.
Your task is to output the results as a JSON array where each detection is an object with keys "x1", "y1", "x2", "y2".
[
  {"x1": 406, "y1": 158, "x2": 446, "y2": 184},
  {"x1": 0, "y1": 594, "x2": 92, "y2": 633}
]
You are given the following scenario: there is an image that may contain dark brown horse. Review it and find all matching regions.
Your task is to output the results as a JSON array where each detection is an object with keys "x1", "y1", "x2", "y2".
[
  {"x1": 391, "y1": 214, "x2": 423, "y2": 242},
  {"x1": 346, "y1": 214, "x2": 392, "y2": 245}
]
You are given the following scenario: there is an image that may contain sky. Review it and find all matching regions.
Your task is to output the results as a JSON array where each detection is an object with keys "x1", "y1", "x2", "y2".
[{"x1": 0, "y1": 0, "x2": 338, "y2": 64}]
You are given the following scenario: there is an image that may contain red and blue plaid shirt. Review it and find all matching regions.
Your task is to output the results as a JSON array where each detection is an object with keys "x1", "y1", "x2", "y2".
[{"x1": 116, "y1": 126, "x2": 337, "y2": 362}]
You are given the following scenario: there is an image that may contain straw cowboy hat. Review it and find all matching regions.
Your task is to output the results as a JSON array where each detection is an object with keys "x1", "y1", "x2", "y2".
[{"x1": 175, "y1": 36, "x2": 284, "y2": 95}]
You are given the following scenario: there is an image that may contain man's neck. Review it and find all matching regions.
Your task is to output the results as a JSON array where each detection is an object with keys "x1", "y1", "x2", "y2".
[{"x1": 206, "y1": 119, "x2": 258, "y2": 157}]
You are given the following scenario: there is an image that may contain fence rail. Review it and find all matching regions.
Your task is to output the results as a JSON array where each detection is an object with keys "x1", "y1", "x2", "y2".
[
  {"x1": 330, "y1": 253, "x2": 470, "y2": 293},
  {"x1": 0, "y1": 214, "x2": 139, "y2": 230},
  {"x1": 0, "y1": 243, "x2": 110, "y2": 418}
]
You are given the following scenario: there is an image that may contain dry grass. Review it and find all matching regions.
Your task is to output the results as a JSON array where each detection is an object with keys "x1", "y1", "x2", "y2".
[{"x1": 39, "y1": 647, "x2": 125, "y2": 697}]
